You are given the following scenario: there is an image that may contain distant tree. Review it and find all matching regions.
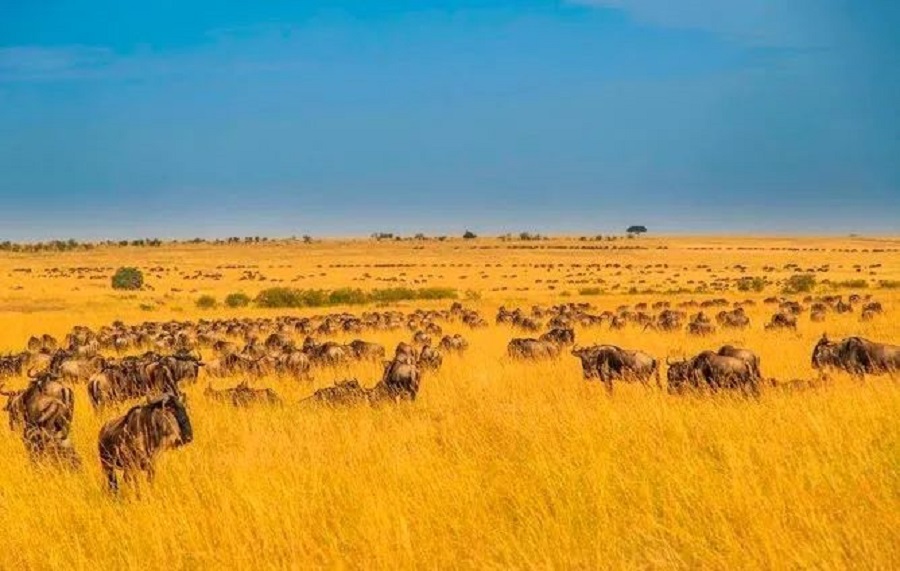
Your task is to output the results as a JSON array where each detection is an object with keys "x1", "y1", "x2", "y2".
[
  {"x1": 627, "y1": 225, "x2": 648, "y2": 236},
  {"x1": 463, "y1": 230, "x2": 477, "y2": 240}
]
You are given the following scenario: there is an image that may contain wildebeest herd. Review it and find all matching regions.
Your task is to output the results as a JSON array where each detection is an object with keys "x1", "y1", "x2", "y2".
[{"x1": 0, "y1": 296, "x2": 895, "y2": 492}]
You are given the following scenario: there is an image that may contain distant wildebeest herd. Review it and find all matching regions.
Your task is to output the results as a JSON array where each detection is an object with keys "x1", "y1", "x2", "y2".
[{"x1": 0, "y1": 295, "x2": 895, "y2": 492}]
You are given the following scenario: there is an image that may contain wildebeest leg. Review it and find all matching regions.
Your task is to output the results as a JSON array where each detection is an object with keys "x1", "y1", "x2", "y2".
[
  {"x1": 104, "y1": 467, "x2": 119, "y2": 493},
  {"x1": 600, "y1": 375, "x2": 613, "y2": 394}
]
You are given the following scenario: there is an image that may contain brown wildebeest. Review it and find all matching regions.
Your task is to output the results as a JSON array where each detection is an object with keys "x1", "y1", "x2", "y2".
[
  {"x1": 2, "y1": 371, "x2": 78, "y2": 466},
  {"x1": 507, "y1": 338, "x2": 562, "y2": 360},
  {"x1": 811, "y1": 334, "x2": 900, "y2": 379},
  {"x1": 666, "y1": 351, "x2": 761, "y2": 395},
  {"x1": 439, "y1": 334, "x2": 469, "y2": 353},
  {"x1": 204, "y1": 381, "x2": 282, "y2": 407},
  {"x1": 98, "y1": 392, "x2": 193, "y2": 492},
  {"x1": 570, "y1": 344, "x2": 660, "y2": 391},
  {"x1": 765, "y1": 312, "x2": 797, "y2": 331},
  {"x1": 417, "y1": 345, "x2": 443, "y2": 371},
  {"x1": 303, "y1": 379, "x2": 371, "y2": 406}
]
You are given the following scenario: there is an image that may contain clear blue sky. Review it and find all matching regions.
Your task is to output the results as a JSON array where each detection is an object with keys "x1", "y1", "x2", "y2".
[{"x1": 1, "y1": 1, "x2": 898, "y2": 240}]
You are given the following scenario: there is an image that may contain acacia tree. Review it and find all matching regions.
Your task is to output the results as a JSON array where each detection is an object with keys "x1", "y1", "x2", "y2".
[{"x1": 626, "y1": 225, "x2": 648, "y2": 236}]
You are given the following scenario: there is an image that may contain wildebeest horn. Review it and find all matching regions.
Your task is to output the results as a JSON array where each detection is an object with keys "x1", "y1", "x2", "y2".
[{"x1": 0, "y1": 383, "x2": 14, "y2": 397}]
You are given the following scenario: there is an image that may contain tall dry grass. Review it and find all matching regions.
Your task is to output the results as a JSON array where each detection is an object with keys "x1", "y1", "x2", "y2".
[{"x1": 0, "y1": 237, "x2": 897, "y2": 569}]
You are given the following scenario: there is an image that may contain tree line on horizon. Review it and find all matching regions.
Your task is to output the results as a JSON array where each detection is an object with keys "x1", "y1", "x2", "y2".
[{"x1": 0, "y1": 227, "x2": 649, "y2": 252}]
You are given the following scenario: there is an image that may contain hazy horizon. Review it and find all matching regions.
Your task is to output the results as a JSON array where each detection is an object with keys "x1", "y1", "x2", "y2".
[{"x1": 2, "y1": 1, "x2": 898, "y2": 240}]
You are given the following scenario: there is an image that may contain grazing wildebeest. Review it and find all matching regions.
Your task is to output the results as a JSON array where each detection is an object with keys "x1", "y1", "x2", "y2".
[
  {"x1": 717, "y1": 345, "x2": 762, "y2": 380},
  {"x1": 570, "y1": 344, "x2": 660, "y2": 392},
  {"x1": 666, "y1": 351, "x2": 760, "y2": 395},
  {"x1": 439, "y1": 334, "x2": 469, "y2": 353},
  {"x1": 303, "y1": 379, "x2": 371, "y2": 406},
  {"x1": 98, "y1": 392, "x2": 193, "y2": 492},
  {"x1": 539, "y1": 327, "x2": 575, "y2": 347},
  {"x1": 205, "y1": 381, "x2": 282, "y2": 407},
  {"x1": 811, "y1": 334, "x2": 900, "y2": 379},
  {"x1": 765, "y1": 312, "x2": 797, "y2": 331},
  {"x1": 507, "y1": 338, "x2": 562, "y2": 360},
  {"x1": 716, "y1": 308, "x2": 750, "y2": 329},
  {"x1": 348, "y1": 340, "x2": 386, "y2": 361}
]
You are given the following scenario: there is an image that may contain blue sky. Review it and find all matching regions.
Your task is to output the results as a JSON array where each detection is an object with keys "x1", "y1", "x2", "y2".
[{"x1": 0, "y1": 1, "x2": 898, "y2": 240}]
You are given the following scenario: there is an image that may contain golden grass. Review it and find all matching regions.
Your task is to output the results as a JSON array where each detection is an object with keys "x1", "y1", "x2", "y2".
[{"x1": 0, "y1": 236, "x2": 898, "y2": 569}]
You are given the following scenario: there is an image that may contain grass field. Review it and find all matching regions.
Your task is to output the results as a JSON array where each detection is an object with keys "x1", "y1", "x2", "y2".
[{"x1": 0, "y1": 236, "x2": 898, "y2": 569}]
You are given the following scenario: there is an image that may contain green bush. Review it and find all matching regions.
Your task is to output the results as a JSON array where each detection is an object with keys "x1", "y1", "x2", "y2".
[
  {"x1": 255, "y1": 287, "x2": 305, "y2": 308},
  {"x1": 416, "y1": 287, "x2": 459, "y2": 300},
  {"x1": 578, "y1": 287, "x2": 603, "y2": 296},
  {"x1": 878, "y1": 280, "x2": 900, "y2": 289},
  {"x1": 224, "y1": 292, "x2": 251, "y2": 308},
  {"x1": 196, "y1": 295, "x2": 218, "y2": 309},
  {"x1": 111, "y1": 267, "x2": 144, "y2": 290},
  {"x1": 782, "y1": 274, "x2": 817, "y2": 294},
  {"x1": 830, "y1": 279, "x2": 868, "y2": 289},
  {"x1": 328, "y1": 288, "x2": 368, "y2": 305},
  {"x1": 737, "y1": 277, "x2": 766, "y2": 292},
  {"x1": 254, "y1": 286, "x2": 459, "y2": 308},
  {"x1": 370, "y1": 287, "x2": 418, "y2": 303}
]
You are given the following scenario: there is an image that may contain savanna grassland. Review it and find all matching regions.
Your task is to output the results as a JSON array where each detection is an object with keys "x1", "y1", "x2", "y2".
[{"x1": 0, "y1": 236, "x2": 899, "y2": 570}]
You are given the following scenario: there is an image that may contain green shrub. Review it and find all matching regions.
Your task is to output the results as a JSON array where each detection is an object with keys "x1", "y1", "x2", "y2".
[
  {"x1": 830, "y1": 279, "x2": 868, "y2": 289},
  {"x1": 224, "y1": 292, "x2": 251, "y2": 308},
  {"x1": 782, "y1": 274, "x2": 817, "y2": 294},
  {"x1": 196, "y1": 295, "x2": 218, "y2": 309},
  {"x1": 111, "y1": 267, "x2": 144, "y2": 290},
  {"x1": 254, "y1": 286, "x2": 459, "y2": 308},
  {"x1": 416, "y1": 287, "x2": 459, "y2": 300},
  {"x1": 328, "y1": 288, "x2": 368, "y2": 305},
  {"x1": 878, "y1": 280, "x2": 900, "y2": 289},
  {"x1": 255, "y1": 287, "x2": 304, "y2": 308},
  {"x1": 736, "y1": 277, "x2": 766, "y2": 292},
  {"x1": 578, "y1": 287, "x2": 603, "y2": 296},
  {"x1": 370, "y1": 287, "x2": 418, "y2": 303}
]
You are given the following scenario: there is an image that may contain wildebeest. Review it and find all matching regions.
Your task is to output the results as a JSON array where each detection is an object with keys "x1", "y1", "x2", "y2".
[
  {"x1": 571, "y1": 344, "x2": 660, "y2": 391},
  {"x1": 716, "y1": 308, "x2": 750, "y2": 329},
  {"x1": 88, "y1": 351, "x2": 197, "y2": 409},
  {"x1": 507, "y1": 338, "x2": 563, "y2": 360},
  {"x1": 98, "y1": 392, "x2": 193, "y2": 492},
  {"x1": 667, "y1": 350, "x2": 761, "y2": 395},
  {"x1": 765, "y1": 312, "x2": 797, "y2": 331},
  {"x1": 204, "y1": 381, "x2": 282, "y2": 407},
  {"x1": 1, "y1": 370, "x2": 78, "y2": 465},
  {"x1": 716, "y1": 345, "x2": 762, "y2": 380},
  {"x1": 347, "y1": 339, "x2": 386, "y2": 361},
  {"x1": 811, "y1": 334, "x2": 900, "y2": 379},
  {"x1": 540, "y1": 327, "x2": 575, "y2": 347},
  {"x1": 377, "y1": 343, "x2": 422, "y2": 401},
  {"x1": 417, "y1": 345, "x2": 443, "y2": 371},
  {"x1": 439, "y1": 334, "x2": 469, "y2": 353},
  {"x1": 303, "y1": 378, "x2": 371, "y2": 406}
]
